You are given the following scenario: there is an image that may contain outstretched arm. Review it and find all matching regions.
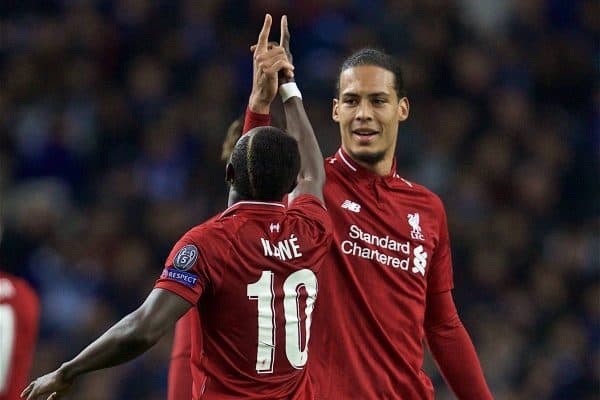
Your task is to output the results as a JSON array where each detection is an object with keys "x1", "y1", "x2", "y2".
[
  {"x1": 425, "y1": 290, "x2": 493, "y2": 400},
  {"x1": 22, "y1": 289, "x2": 191, "y2": 400}
]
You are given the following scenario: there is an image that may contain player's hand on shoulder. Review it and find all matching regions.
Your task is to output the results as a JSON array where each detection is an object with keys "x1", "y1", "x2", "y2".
[{"x1": 21, "y1": 368, "x2": 72, "y2": 400}]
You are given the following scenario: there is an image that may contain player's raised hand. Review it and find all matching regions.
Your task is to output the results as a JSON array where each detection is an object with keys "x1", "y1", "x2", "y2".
[
  {"x1": 21, "y1": 369, "x2": 72, "y2": 400},
  {"x1": 278, "y1": 15, "x2": 294, "y2": 84},
  {"x1": 249, "y1": 14, "x2": 294, "y2": 113}
]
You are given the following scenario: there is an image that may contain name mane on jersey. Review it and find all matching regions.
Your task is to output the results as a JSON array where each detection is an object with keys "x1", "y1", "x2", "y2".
[
  {"x1": 261, "y1": 234, "x2": 303, "y2": 261},
  {"x1": 341, "y1": 224, "x2": 428, "y2": 275}
]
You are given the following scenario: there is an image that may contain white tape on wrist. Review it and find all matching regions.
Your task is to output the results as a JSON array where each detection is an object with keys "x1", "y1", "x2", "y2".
[{"x1": 279, "y1": 82, "x2": 302, "y2": 102}]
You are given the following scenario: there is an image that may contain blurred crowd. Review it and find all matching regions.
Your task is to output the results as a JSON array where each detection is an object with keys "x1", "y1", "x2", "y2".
[{"x1": 0, "y1": 0, "x2": 597, "y2": 399}]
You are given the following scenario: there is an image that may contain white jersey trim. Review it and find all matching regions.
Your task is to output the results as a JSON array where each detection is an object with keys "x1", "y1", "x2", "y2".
[
  {"x1": 221, "y1": 201, "x2": 285, "y2": 217},
  {"x1": 337, "y1": 149, "x2": 357, "y2": 172}
]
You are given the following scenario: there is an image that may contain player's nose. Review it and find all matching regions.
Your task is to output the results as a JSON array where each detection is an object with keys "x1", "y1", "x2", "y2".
[{"x1": 355, "y1": 100, "x2": 373, "y2": 121}]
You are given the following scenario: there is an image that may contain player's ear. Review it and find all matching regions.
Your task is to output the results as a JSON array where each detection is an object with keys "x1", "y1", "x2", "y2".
[
  {"x1": 225, "y1": 163, "x2": 235, "y2": 185},
  {"x1": 332, "y1": 98, "x2": 340, "y2": 122},
  {"x1": 397, "y1": 96, "x2": 409, "y2": 122}
]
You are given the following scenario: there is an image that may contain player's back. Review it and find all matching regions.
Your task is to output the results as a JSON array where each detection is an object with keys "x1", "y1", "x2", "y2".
[
  {"x1": 157, "y1": 195, "x2": 332, "y2": 400},
  {"x1": 0, "y1": 271, "x2": 40, "y2": 400}
]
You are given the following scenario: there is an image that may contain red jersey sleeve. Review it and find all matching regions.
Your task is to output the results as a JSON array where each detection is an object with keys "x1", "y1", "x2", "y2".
[
  {"x1": 243, "y1": 107, "x2": 271, "y2": 134},
  {"x1": 155, "y1": 227, "x2": 217, "y2": 305},
  {"x1": 427, "y1": 197, "x2": 454, "y2": 293},
  {"x1": 288, "y1": 194, "x2": 332, "y2": 237},
  {"x1": 425, "y1": 291, "x2": 493, "y2": 399}
]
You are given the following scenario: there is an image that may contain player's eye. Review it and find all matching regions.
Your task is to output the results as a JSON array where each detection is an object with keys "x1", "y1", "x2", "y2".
[
  {"x1": 343, "y1": 98, "x2": 358, "y2": 106},
  {"x1": 373, "y1": 98, "x2": 386, "y2": 105}
]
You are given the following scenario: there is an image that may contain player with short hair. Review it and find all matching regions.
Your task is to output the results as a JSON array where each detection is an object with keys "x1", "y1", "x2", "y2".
[
  {"x1": 22, "y1": 14, "x2": 331, "y2": 400},
  {"x1": 238, "y1": 36, "x2": 493, "y2": 400}
]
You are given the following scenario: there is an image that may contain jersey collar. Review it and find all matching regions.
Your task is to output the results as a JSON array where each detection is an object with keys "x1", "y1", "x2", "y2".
[
  {"x1": 220, "y1": 200, "x2": 286, "y2": 218},
  {"x1": 334, "y1": 148, "x2": 400, "y2": 179},
  {"x1": 332, "y1": 148, "x2": 414, "y2": 189}
]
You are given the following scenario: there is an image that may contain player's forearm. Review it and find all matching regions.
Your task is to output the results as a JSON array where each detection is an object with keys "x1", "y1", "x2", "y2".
[
  {"x1": 243, "y1": 106, "x2": 271, "y2": 134},
  {"x1": 426, "y1": 320, "x2": 493, "y2": 400},
  {"x1": 59, "y1": 310, "x2": 161, "y2": 381},
  {"x1": 248, "y1": 93, "x2": 271, "y2": 115},
  {"x1": 283, "y1": 97, "x2": 325, "y2": 184}
]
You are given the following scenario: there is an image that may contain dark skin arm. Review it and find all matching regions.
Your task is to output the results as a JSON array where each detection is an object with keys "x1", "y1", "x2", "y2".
[
  {"x1": 22, "y1": 288, "x2": 192, "y2": 400},
  {"x1": 252, "y1": 15, "x2": 325, "y2": 204},
  {"x1": 284, "y1": 94, "x2": 325, "y2": 204}
]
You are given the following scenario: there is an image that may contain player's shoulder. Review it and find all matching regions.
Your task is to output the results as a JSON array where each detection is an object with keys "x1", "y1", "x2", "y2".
[
  {"x1": 397, "y1": 177, "x2": 447, "y2": 213},
  {"x1": 323, "y1": 154, "x2": 339, "y2": 173},
  {"x1": 288, "y1": 194, "x2": 326, "y2": 210},
  {"x1": 181, "y1": 214, "x2": 230, "y2": 244}
]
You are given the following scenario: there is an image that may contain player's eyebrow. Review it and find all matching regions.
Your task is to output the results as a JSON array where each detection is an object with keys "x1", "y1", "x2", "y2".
[
  {"x1": 341, "y1": 91, "x2": 390, "y2": 97},
  {"x1": 368, "y1": 92, "x2": 390, "y2": 97}
]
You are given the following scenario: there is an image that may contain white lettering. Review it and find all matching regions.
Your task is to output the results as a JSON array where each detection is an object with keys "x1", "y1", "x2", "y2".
[
  {"x1": 261, "y1": 235, "x2": 303, "y2": 261},
  {"x1": 289, "y1": 235, "x2": 303, "y2": 258},
  {"x1": 341, "y1": 240, "x2": 411, "y2": 269},
  {"x1": 278, "y1": 240, "x2": 292, "y2": 260},
  {"x1": 342, "y1": 225, "x2": 425, "y2": 274},
  {"x1": 261, "y1": 238, "x2": 273, "y2": 257},
  {"x1": 348, "y1": 224, "x2": 410, "y2": 254}
]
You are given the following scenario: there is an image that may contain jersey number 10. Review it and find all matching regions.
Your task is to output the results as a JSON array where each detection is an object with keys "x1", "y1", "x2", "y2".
[
  {"x1": 247, "y1": 269, "x2": 317, "y2": 373},
  {"x1": 0, "y1": 304, "x2": 15, "y2": 393}
]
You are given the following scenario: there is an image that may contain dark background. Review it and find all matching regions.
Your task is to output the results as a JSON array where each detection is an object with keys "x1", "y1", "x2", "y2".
[{"x1": 0, "y1": 1, "x2": 597, "y2": 398}]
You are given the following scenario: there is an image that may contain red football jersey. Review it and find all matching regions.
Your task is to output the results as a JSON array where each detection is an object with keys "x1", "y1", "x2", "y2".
[
  {"x1": 155, "y1": 195, "x2": 332, "y2": 400},
  {"x1": 169, "y1": 309, "x2": 201, "y2": 400},
  {"x1": 0, "y1": 272, "x2": 40, "y2": 400},
  {"x1": 309, "y1": 149, "x2": 454, "y2": 400}
]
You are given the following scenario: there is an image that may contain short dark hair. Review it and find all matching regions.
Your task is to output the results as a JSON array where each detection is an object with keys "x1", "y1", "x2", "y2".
[
  {"x1": 230, "y1": 127, "x2": 300, "y2": 201},
  {"x1": 336, "y1": 48, "x2": 406, "y2": 98}
]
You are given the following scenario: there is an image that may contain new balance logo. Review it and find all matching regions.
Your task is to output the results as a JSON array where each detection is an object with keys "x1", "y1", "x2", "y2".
[{"x1": 341, "y1": 200, "x2": 361, "y2": 213}]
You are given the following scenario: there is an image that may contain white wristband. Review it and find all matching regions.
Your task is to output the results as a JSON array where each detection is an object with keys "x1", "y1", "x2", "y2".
[{"x1": 279, "y1": 82, "x2": 302, "y2": 102}]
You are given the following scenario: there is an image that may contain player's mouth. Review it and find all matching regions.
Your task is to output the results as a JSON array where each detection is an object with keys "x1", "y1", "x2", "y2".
[{"x1": 352, "y1": 129, "x2": 379, "y2": 144}]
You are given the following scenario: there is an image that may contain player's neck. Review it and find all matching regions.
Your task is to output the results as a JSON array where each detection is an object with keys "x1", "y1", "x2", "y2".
[
  {"x1": 352, "y1": 155, "x2": 394, "y2": 177},
  {"x1": 227, "y1": 188, "x2": 241, "y2": 207}
]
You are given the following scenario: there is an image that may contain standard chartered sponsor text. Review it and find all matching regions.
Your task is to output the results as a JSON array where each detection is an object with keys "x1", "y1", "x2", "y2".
[{"x1": 342, "y1": 224, "x2": 413, "y2": 270}]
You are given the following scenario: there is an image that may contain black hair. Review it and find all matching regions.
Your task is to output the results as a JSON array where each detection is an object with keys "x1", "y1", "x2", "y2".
[
  {"x1": 336, "y1": 48, "x2": 406, "y2": 98},
  {"x1": 229, "y1": 127, "x2": 300, "y2": 201}
]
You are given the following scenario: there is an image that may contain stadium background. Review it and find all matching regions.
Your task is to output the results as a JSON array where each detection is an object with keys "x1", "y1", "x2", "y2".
[{"x1": 0, "y1": 1, "x2": 597, "y2": 399}]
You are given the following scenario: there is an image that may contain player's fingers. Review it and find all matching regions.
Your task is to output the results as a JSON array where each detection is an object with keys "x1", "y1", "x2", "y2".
[
  {"x1": 279, "y1": 15, "x2": 290, "y2": 51},
  {"x1": 21, "y1": 382, "x2": 33, "y2": 397},
  {"x1": 251, "y1": 41, "x2": 278, "y2": 53},
  {"x1": 47, "y1": 392, "x2": 60, "y2": 400},
  {"x1": 25, "y1": 386, "x2": 36, "y2": 400},
  {"x1": 26, "y1": 386, "x2": 39, "y2": 400},
  {"x1": 255, "y1": 14, "x2": 272, "y2": 53},
  {"x1": 264, "y1": 60, "x2": 295, "y2": 76}
]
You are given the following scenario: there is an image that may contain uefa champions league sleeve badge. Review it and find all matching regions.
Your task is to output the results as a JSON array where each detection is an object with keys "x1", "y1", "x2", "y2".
[{"x1": 173, "y1": 244, "x2": 199, "y2": 271}]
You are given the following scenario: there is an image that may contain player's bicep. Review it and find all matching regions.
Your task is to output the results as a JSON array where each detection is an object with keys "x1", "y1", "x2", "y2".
[{"x1": 133, "y1": 288, "x2": 193, "y2": 341}]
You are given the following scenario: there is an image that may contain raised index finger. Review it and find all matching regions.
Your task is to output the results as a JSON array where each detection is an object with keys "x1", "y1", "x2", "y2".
[
  {"x1": 255, "y1": 14, "x2": 272, "y2": 53},
  {"x1": 279, "y1": 15, "x2": 290, "y2": 52}
]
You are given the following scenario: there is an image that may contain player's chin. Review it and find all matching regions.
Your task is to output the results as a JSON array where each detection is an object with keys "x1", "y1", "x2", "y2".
[{"x1": 347, "y1": 148, "x2": 386, "y2": 165}]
